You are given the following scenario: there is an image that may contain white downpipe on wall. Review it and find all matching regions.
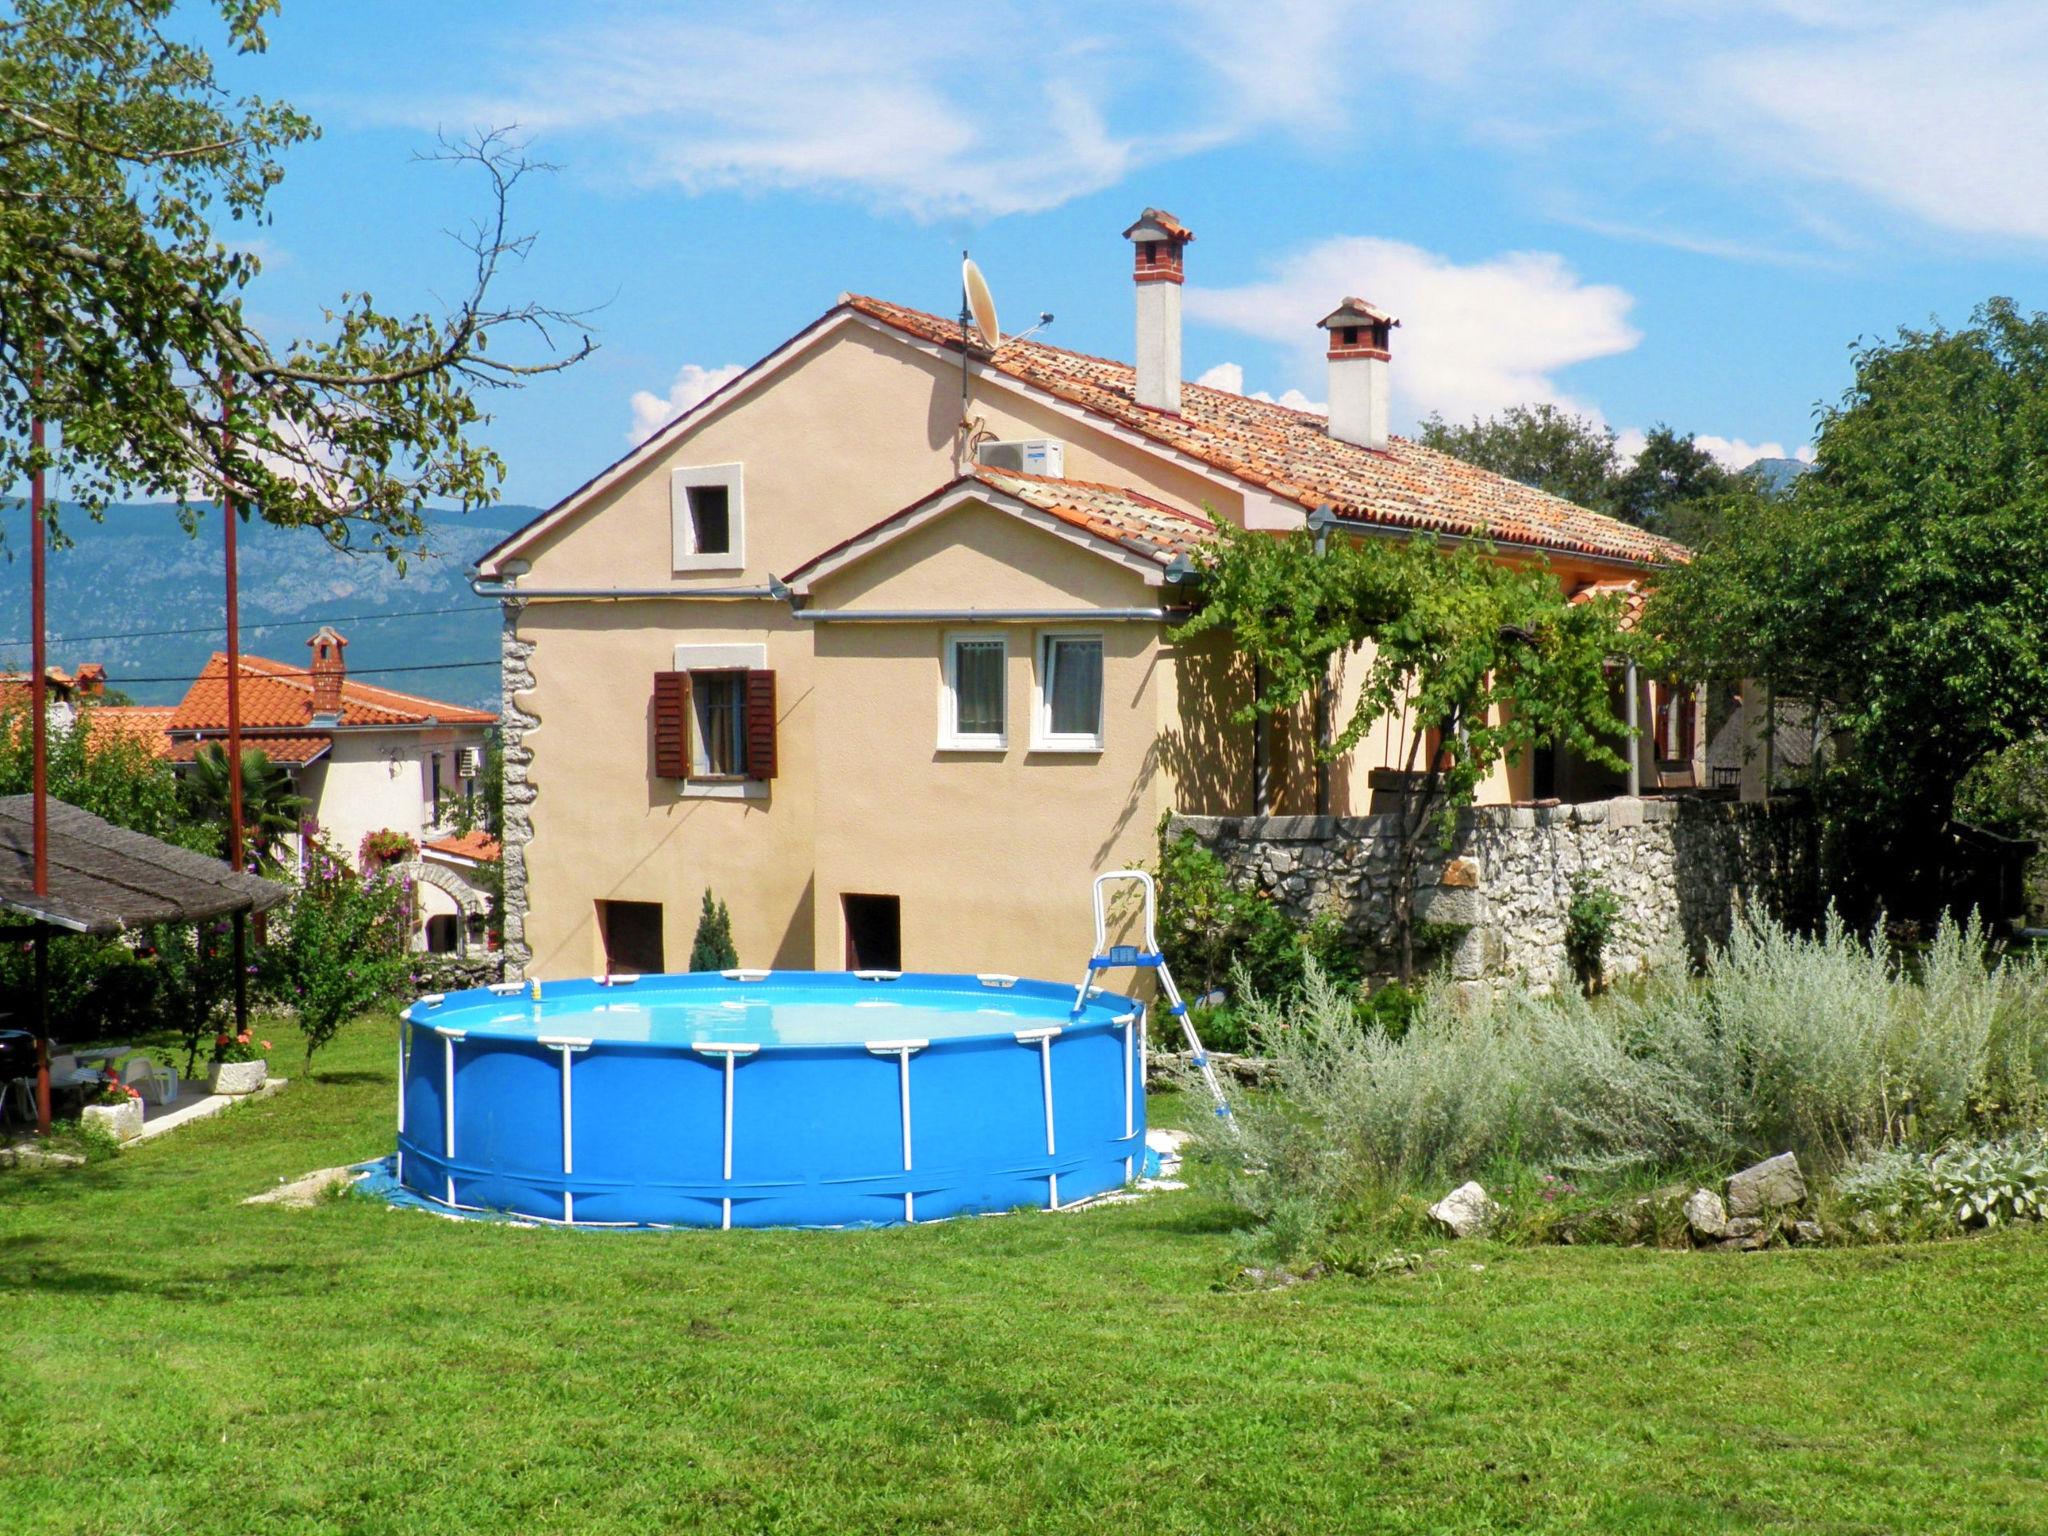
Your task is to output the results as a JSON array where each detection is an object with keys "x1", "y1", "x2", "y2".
[{"x1": 1624, "y1": 658, "x2": 1642, "y2": 797}]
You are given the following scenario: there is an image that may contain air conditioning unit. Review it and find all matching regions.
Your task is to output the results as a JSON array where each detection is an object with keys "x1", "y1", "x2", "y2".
[
  {"x1": 456, "y1": 746, "x2": 481, "y2": 779},
  {"x1": 976, "y1": 438, "x2": 1064, "y2": 478}
]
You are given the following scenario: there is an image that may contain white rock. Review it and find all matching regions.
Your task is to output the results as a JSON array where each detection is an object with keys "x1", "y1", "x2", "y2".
[
  {"x1": 1428, "y1": 1181, "x2": 1499, "y2": 1239},
  {"x1": 1682, "y1": 1187, "x2": 1729, "y2": 1238},
  {"x1": 1726, "y1": 1152, "x2": 1807, "y2": 1218}
]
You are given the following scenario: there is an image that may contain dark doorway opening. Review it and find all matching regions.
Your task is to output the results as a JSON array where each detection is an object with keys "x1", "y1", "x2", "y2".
[
  {"x1": 598, "y1": 899, "x2": 665, "y2": 975},
  {"x1": 425, "y1": 914, "x2": 460, "y2": 953},
  {"x1": 842, "y1": 894, "x2": 901, "y2": 972},
  {"x1": 1531, "y1": 744, "x2": 1556, "y2": 801}
]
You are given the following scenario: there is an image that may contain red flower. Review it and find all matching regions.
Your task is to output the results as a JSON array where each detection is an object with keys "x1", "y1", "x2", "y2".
[
  {"x1": 216, "y1": 1033, "x2": 231, "y2": 1046},
  {"x1": 260, "y1": 1040, "x2": 272, "y2": 1051}
]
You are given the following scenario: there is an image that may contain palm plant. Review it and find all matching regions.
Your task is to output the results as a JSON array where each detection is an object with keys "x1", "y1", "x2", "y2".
[{"x1": 181, "y1": 744, "x2": 311, "y2": 875}]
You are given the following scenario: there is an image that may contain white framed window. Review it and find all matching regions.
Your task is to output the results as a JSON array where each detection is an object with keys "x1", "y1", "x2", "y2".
[
  {"x1": 1033, "y1": 631, "x2": 1105, "y2": 752},
  {"x1": 940, "y1": 632, "x2": 1008, "y2": 751},
  {"x1": 668, "y1": 641, "x2": 769, "y2": 799},
  {"x1": 691, "y1": 671, "x2": 748, "y2": 777},
  {"x1": 671, "y1": 463, "x2": 745, "y2": 572}
]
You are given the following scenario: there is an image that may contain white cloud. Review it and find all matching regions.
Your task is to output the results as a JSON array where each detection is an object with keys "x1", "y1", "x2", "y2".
[
  {"x1": 1188, "y1": 236, "x2": 1640, "y2": 426},
  {"x1": 1692, "y1": 435, "x2": 1817, "y2": 472},
  {"x1": 628, "y1": 362, "x2": 745, "y2": 444},
  {"x1": 1677, "y1": 2, "x2": 2048, "y2": 242},
  {"x1": 1196, "y1": 362, "x2": 1323, "y2": 413}
]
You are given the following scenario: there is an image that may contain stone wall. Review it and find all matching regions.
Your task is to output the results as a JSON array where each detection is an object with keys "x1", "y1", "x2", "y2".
[
  {"x1": 1171, "y1": 797, "x2": 1819, "y2": 987},
  {"x1": 498, "y1": 608, "x2": 539, "y2": 975}
]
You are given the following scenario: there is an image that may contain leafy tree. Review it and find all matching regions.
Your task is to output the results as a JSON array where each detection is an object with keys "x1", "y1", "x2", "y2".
[
  {"x1": 180, "y1": 742, "x2": 309, "y2": 873},
  {"x1": 263, "y1": 831, "x2": 408, "y2": 1060},
  {"x1": 688, "y1": 890, "x2": 738, "y2": 972},
  {"x1": 1615, "y1": 425, "x2": 1743, "y2": 541},
  {"x1": 0, "y1": 0, "x2": 590, "y2": 560},
  {"x1": 0, "y1": 697, "x2": 196, "y2": 843},
  {"x1": 1651, "y1": 298, "x2": 2048, "y2": 918},
  {"x1": 1175, "y1": 525, "x2": 1636, "y2": 978},
  {"x1": 1421, "y1": 407, "x2": 1756, "y2": 537},
  {"x1": 1420, "y1": 404, "x2": 1623, "y2": 517}
]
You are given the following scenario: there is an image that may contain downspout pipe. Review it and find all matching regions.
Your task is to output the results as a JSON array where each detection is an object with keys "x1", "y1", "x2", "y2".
[
  {"x1": 1308, "y1": 504, "x2": 1334, "y2": 817},
  {"x1": 1624, "y1": 656, "x2": 1641, "y2": 797},
  {"x1": 795, "y1": 606, "x2": 1172, "y2": 624},
  {"x1": 470, "y1": 578, "x2": 786, "y2": 601}
]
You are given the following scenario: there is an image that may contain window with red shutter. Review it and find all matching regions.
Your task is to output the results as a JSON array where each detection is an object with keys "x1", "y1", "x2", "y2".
[
  {"x1": 652, "y1": 671, "x2": 690, "y2": 779},
  {"x1": 744, "y1": 669, "x2": 778, "y2": 781}
]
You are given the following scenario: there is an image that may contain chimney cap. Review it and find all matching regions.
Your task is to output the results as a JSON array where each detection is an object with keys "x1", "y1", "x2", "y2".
[
  {"x1": 1122, "y1": 208, "x2": 1195, "y2": 244},
  {"x1": 1319, "y1": 297, "x2": 1399, "y2": 332},
  {"x1": 308, "y1": 625, "x2": 348, "y2": 652}
]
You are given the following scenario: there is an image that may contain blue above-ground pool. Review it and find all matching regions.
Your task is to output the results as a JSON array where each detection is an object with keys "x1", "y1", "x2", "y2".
[{"x1": 395, "y1": 970, "x2": 1147, "y2": 1228}]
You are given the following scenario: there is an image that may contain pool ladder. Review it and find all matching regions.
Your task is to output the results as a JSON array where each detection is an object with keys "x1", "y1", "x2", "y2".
[{"x1": 1073, "y1": 870, "x2": 1232, "y2": 1122}]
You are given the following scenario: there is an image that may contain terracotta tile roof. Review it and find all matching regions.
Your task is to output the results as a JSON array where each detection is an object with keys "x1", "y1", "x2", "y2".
[
  {"x1": 785, "y1": 469, "x2": 1215, "y2": 592},
  {"x1": 84, "y1": 706, "x2": 173, "y2": 758},
  {"x1": 0, "y1": 664, "x2": 105, "y2": 708},
  {"x1": 841, "y1": 295, "x2": 1686, "y2": 568},
  {"x1": 165, "y1": 733, "x2": 333, "y2": 766},
  {"x1": 168, "y1": 652, "x2": 497, "y2": 732},
  {"x1": 1569, "y1": 578, "x2": 1649, "y2": 633},
  {"x1": 968, "y1": 466, "x2": 1214, "y2": 568},
  {"x1": 422, "y1": 830, "x2": 501, "y2": 864}
]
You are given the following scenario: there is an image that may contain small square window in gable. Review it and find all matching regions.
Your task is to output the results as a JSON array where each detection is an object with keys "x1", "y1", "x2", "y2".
[{"x1": 671, "y1": 463, "x2": 745, "y2": 572}]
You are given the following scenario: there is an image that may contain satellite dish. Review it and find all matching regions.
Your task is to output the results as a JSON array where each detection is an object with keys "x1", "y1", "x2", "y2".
[{"x1": 962, "y1": 256, "x2": 1001, "y2": 350}]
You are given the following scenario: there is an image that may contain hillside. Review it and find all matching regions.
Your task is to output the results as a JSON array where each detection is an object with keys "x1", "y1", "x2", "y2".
[{"x1": 0, "y1": 502, "x2": 539, "y2": 712}]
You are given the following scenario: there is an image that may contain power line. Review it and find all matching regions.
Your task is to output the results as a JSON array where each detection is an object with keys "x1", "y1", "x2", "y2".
[
  {"x1": 0, "y1": 600, "x2": 495, "y2": 650},
  {"x1": 103, "y1": 658, "x2": 502, "y2": 685}
]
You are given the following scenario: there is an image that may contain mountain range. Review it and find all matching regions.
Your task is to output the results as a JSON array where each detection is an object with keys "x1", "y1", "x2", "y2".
[{"x1": 0, "y1": 502, "x2": 540, "y2": 712}]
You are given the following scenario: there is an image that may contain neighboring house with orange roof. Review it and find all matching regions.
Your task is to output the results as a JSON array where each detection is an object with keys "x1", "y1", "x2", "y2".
[
  {"x1": 164, "y1": 627, "x2": 500, "y2": 955},
  {"x1": 475, "y1": 209, "x2": 1703, "y2": 983},
  {"x1": 84, "y1": 704, "x2": 175, "y2": 758}
]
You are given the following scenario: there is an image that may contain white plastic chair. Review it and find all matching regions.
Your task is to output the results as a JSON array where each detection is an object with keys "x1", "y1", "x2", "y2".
[{"x1": 122, "y1": 1056, "x2": 179, "y2": 1108}]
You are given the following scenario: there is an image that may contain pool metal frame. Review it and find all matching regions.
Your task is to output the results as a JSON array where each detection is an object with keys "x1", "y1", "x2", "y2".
[{"x1": 395, "y1": 969, "x2": 1144, "y2": 1230}]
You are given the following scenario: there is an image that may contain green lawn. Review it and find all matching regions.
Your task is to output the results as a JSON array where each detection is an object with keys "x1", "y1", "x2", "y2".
[{"x1": 3, "y1": 1012, "x2": 2045, "y2": 1534}]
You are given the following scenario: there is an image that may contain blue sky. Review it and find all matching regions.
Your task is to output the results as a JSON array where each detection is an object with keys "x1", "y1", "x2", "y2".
[{"x1": 209, "y1": 0, "x2": 2048, "y2": 506}]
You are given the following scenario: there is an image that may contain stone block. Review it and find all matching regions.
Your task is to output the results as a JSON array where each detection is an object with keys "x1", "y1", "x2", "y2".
[
  {"x1": 1413, "y1": 886, "x2": 1484, "y2": 928},
  {"x1": 1682, "y1": 1188, "x2": 1728, "y2": 1239},
  {"x1": 1573, "y1": 801, "x2": 1609, "y2": 826},
  {"x1": 1606, "y1": 797, "x2": 1646, "y2": 827},
  {"x1": 1441, "y1": 858, "x2": 1480, "y2": 889},
  {"x1": 1726, "y1": 1151, "x2": 1807, "y2": 1217},
  {"x1": 1428, "y1": 1181, "x2": 1498, "y2": 1238}
]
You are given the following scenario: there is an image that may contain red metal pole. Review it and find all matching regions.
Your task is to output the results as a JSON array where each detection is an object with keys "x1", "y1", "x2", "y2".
[
  {"x1": 29, "y1": 362, "x2": 51, "y2": 1136},
  {"x1": 222, "y1": 380, "x2": 249, "y2": 1032},
  {"x1": 222, "y1": 381, "x2": 244, "y2": 875}
]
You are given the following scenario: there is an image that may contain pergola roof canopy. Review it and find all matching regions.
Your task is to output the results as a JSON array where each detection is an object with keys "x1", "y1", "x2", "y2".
[{"x1": 0, "y1": 795, "x2": 287, "y2": 935}]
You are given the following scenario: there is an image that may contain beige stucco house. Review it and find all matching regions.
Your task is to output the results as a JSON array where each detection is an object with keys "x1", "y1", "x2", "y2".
[
  {"x1": 478, "y1": 210, "x2": 1698, "y2": 984},
  {"x1": 161, "y1": 628, "x2": 499, "y2": 955}
]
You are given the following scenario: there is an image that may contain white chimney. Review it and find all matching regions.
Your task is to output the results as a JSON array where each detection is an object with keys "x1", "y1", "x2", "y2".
[
  {"x1": 1123, "y1": 208, "x2": 1193, "y2": 415},
  {"x1": 1319, "y1": 297, "x2": 1399, "y2": 450}
]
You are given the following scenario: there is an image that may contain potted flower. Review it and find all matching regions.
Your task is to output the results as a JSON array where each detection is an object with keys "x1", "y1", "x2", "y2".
[
  {"x1": 82, "y1": 1073, "x2": 145, "y2": 1142},
  {"x1": 207, "y1": 1030, "x2": 273, "y2": 1094}
]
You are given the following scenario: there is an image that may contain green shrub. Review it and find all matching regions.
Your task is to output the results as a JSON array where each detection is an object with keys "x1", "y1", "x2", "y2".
[
  {"x1": 1836, "y1": 1131, "x2": 2048, "y2": 1236},
  {"x1": 689, "y1": 890, "x2": 738, "y2": 972},
  {"x1": 1153, "y1": 825, "x2": 1369, "y2": 1006},
  {"x1": 1564, "y1": 873, "x2": 1623, "y2": 993},
  {"x1": 264, "y1": 833, "x2": 410, "y2": 1060},
  {"x1": 1956, "y1": 736, "x2": 2048, "y2": 836},
  {"x1": 1196, "y1": 912, "x2": 2048, "y2": 1256}
]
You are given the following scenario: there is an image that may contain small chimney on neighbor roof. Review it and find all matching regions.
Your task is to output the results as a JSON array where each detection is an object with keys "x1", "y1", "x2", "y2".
[
  {"x1": 1320, "y1": 297, "x2": 1399, "y2": 451},
  {"x1": 308, "y1": 626, "x2": 347, "y2": 722},
  {"x1": 1123, "y1": 208, "x2": 1194, "y2": 415}
]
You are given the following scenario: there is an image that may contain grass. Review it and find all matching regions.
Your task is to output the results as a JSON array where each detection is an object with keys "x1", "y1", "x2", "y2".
[{"x1": 3, "y1": 1011, "x2": 2046, "y2": 1534}]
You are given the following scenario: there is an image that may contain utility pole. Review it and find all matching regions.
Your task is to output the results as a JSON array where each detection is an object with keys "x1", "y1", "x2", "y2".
[
  {"x1": 29, "y1": 361, "x2": 51, "y2": 1136},
  {"x1": 222, "y1": 381, "x2": 248, "y2": 1032}
]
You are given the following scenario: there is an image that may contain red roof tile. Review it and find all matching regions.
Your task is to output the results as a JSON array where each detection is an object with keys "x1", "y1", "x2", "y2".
[
  {"x1": 167, "y1": 652, "x2": 496, "y2": 732},
  {"x1": 422, "y1": 830, "x2": 501, "y2": 863},
  {"x1": 785, "y1": 468, "x2": 1215, "y2": 591},
  {"x1": 165, "y1": 733, "x2": 333, "y2": 766},
  {"x1": 84, "y1": 706, "x2": 173, "y2": 758},
  {"x1": 842, "y1": 295, "x2": 1685, "y2": 568},
  {"x1": 1569, "y1": 578, "x2": 1649, "y2": 633},
  {"x1": 970, "y1": 467, "x2": 1214, "y2": 567}
]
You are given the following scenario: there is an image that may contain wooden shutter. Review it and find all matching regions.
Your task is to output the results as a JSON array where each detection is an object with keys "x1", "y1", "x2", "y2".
[
  {"x1": 653, "y1": 671, "x2": 691, "y2": 779},
  {"x1": 744, "y1": 669, "x2": 778, "y2": 781}
]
